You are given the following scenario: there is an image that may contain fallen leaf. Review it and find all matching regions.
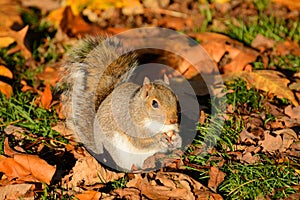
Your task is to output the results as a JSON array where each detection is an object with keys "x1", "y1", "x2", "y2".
[
  {"x1": 0, "y1": 26, "x2": 31, "y2": 59},
  {"x1": 223, "y1": 70, "x2": 299, "y2": 106},
  {"x1": 63, "y1": 153, "x2": 124, "y2": 190},
  {"x1": 0, "y1": 144, "x2": 56, "y2": 185},
  {"x1": 274, "y1": 129, "x2": 298, "y2": 152},
  {"x1": 75, "y1": 190, "x2": 102, "y2": 200},
  {"x1": 275, "y1": 40, "x2": 300, "y2": 56},
  {"x1": 37, "y1": 66, "x2": 60, "y2": 86},
  {"x1": 259, "y1": 131, "x2": 282, "y2": 153},
  {"x1": 21, "y1": 0, "x2": 61, "y2": 11},
  {"x1": 190, "y1": 32, "x2": 260, "y2": 73},
  {"x1": 0, "y1": 81, "x2": 13, "y2": 98},
  {"x1": 208, "y1": 166, "x2": 226, "y2": 192},
  {"x1": 14, "y1": 154, "x2": 56, "y2": 184},
  {"x1": 59, "y1": 6, "x2": 104, "y2": 37},
  {"x1": 242, "y1": 152, "x2": 260, "y2": 164},
  {"x1": 251, "y1": 34, "x2": 275, "y2": 52},
  {"x1": 273, "y1": 0, "x2": 300, "y2": 10},
  {"x1": 0, "y1": 64, "x2": 13, "y2": 98},
  {"x1": 0, "y1": 36, "x2": 15, "y2": 48},
  {"x1": 4, "y1": 125, "x2": 28, "y2": 142},
  {"x1": 126, "y1": 172, "x2": 210, "y2": 200},
  {"x1": 46, "y1": 6, "x2": 66, "y2": 27},
  {"x1": 0, "y1": 0, "x2": 23, "y2": 28},
  {"x1": 40, "y1": 84, "x2": 52, "y2": 109},
  {"x1": 284, "y1": 105, "x2": 300, "y2": 120},
  {"x1": 112, "y1": 188, "x2": 141, "y2": 200},
  {"x1": 0, "y1": 183, "x2": 35, "y2": 200}
]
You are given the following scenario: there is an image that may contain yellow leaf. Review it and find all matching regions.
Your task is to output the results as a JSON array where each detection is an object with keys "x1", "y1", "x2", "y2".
[
  {"x1": 223, "y1": 70, "x2": 299, "y2": 106},
  {"x1": 66, "y1": 0, "x2": 90, "y2": 15},
  {"x1": 214, "y1": 0, "x2": 231, "y2": 3},
  {"x1": 46, "y1": 6, "x2": 66, "y2": 27},
  {"x1": 0, "y1": 36, "x2": 15, "y2": 48}
]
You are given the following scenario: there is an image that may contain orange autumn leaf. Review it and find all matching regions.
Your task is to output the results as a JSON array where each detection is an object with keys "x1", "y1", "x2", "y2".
[
  {"x1": 0, "y1": 155, "x2": 56, "y2": 184},
  {"x1": 0, "y1": 65, "x2": 13, "y2": 98},
  {"x1": 37, "y1": 66, "x2": 60, "y2": 86},
  {"x1": 41, "y1": 84, "x2": 53, "y2": 109},
  {"x1": 14, "y1": 154, "x2": 56, "y2": 184},
  {"x1": 75, "y1": 190, "x2": 102, "y2": 200},
  {"x1": 0, "y1": 138, "x2": 56, "y2": 184}
]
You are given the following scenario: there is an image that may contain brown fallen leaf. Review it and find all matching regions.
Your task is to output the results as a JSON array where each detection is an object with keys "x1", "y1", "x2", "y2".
[
  {"x1": 0, "y1": 26, "x2": 32, "y2": 59},
  {"x1": 59, "y1": 6, "x2": 105, "y2": 37},
  {"x1": 259, "y1": 131, "x2": 282, "y2": 153},
  {"x1": 126, "y1": 172, "x2": 210, "y2": 200},
  {"x1": 62, "y1": 152, "x2": 124, "y2": 191},
  {"x1": 251, "y1": 34, "x2": 275, "y2": 52},
  {"x1": 223, "y1": 70, "x2": 299, "y2": 106},
  {"x1": 21, "y1": 0, "x2": 61, "y2": 11},
  {"x1": 284, "y1": 105, "x2": 300, "y2": 120},
  {"x1": 274, "y1": 129, "x2": 298, "y2": 152},
  {"x1": 0, "y1": 183, "x2": 35, "y2": 200},
  {"x1": 208, "y1": 166, "x2": 226, "y2": 192},
  {"x1": 241, "y1": 151, "x2": 260, "y2": 164},
  {"x1": 112, "y1": 188, "x2": 141, "y2": 200},
  {"x1": 0, "y1": 0, "x2": 23, "y2": 28},
  {"x1": 3, "y1": 137, "x2": 23, "y2": 156}
]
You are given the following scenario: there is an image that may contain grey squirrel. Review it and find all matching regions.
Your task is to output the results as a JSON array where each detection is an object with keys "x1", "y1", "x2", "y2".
[{"x1": 62, "y1": 36, "x2": 182, "y2": 171}]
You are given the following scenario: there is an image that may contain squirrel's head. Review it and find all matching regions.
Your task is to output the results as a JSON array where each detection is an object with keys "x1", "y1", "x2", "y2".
[{"x1": 139, "y1": 76, "x2": 179, "y2": 130}]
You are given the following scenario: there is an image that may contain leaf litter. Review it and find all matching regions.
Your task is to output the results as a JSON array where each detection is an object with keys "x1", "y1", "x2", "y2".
[{"x1": 0, "y1": 0, "x2": 300, "y2": 199}]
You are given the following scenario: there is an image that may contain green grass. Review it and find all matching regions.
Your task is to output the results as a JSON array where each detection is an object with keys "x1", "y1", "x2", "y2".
[
  {"x1": 217, "y1": 4, "x2": 300, "y2": 45},
  {"x1": 225, "y1": 79, "x2": 264, "y2": 113},
  {"x1": 0, "y1": 92, "x2": 66, "y2": 154},
  {"x1": 185, "y1": 77, "x2": 300, "y2": 199},
  {"x1": 219, "y1": 162, "x2": 300, "y2": 199}
]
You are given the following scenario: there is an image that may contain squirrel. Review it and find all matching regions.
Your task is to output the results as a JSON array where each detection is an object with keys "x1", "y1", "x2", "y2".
[{"x1": 62, "y1": 36, "x2": 182, "y2": 171}]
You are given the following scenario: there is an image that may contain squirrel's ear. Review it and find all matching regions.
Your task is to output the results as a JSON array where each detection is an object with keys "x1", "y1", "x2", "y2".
[
  {"x1": 163, "y1": 74, "x2": 170, "y2": 85},
  {"x1": 143, "y1": 77, "x2": 150, "y2": 86},
  {"x1": 142, "y1": 77, "x2": 151, "y2": 97}
]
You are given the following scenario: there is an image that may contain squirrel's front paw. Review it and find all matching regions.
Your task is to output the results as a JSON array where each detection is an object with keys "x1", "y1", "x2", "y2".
[{"x1": 160, "y1": 130, "x2": 182, "y2": 150}]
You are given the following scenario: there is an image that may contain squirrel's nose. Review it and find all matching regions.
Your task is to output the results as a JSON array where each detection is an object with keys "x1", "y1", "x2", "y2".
[{"x1": 167, "y1": 116, "x2": 178, "y2": 124}]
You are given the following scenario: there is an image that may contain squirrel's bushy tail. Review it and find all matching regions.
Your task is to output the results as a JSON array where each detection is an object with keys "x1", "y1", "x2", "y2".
[{"x1": 61, "y1": 36, "x2": 138, "y2": 148}]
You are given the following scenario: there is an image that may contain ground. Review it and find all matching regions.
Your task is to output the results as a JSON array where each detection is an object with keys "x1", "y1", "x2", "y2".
[{"x1": 0, "y1": 0, "x2": 300, "y2": 199}]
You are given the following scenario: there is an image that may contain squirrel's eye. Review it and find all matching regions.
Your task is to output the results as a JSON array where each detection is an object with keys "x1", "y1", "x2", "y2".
[{"x1": 152, "y1": 100, "x2": 159, "y2": 108}]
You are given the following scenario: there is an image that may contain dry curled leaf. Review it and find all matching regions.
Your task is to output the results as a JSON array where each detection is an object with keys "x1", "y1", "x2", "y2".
[
  {"x1": 125, "y1": 172, "x2": 213, "y2": 200},
  {"x1": 208, "y1": 166, "x2": 226, "y2": 192},
  {"x1": 0, "y1": 183, "x2": 35, "y2": 200},
  {"x1": 63, "y1": 153, "x2": 124, "y2": 190},
  {"x1": 0, "y1": 26, "x2": 31, "y2": 59},
  {"x1": 190, "y1": 32, "x2": 260, "y2": 73},
  {"x1": 259, "y1": 131, "x2": 282, "y2": 153},
  {"x1": 284, "y1": 105, "x2": 300, "y2": 120}
]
